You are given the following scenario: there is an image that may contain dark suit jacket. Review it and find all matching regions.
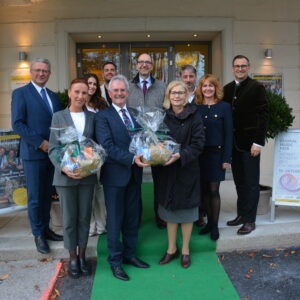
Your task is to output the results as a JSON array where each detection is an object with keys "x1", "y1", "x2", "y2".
[
  {"x1": 95, "y1": 105, "x2": 142, "y2": 187},
  {"x1": 48, "y1": 107, "x2": 97, "y2": 186},
  {"x1": 11, "y1": 82, "x2": 61, "y2": 160},
  {"x1": 223, "y1": 77, "x2": 269, "y2": 151}
]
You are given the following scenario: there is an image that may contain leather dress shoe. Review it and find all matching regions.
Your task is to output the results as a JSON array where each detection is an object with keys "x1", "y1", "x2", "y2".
[
  {"x1": 79, "y1": 258, "x2": 90, "y2": 276},
  {"x1": 227, "y1": 216, "x2": 244, "y2": 226},
  {"x1": 159, "y1": 249, "x2": 179, "y2": 265},
  {"x1": 237, "y1": 222, "x2": 256, "y2": 235},
  {"x1": 199, "y1": 223, "x2": 212, "y2": 235},
  {"x1": 181, "y1": 254, "x2": 191, "y2": 268},
  {"x1": 44, "y1": 228, "x2": 63, "y2": 241},
  {"x1": 34, "y1": 236, "x2": 50, "y2": 254},
  {"x1": 123, "y1": 257, "x2": 150, "y2": 268},
  {"x1": 111, "y1": 266, "x2": 129, "y2": 281},
  {"x1": 68, "y1": 259, "x2": 81, "y2": 279}
]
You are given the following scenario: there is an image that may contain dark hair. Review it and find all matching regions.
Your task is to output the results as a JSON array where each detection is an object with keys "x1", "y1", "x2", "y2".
[
  {"x1": 180, "y1": 64, "x2": 196, "y2": 76},
  {"x1": 68, "y1": 78, "x2": 88, "y2": 106},
  {"x1": 195, "y1": 74, "x2": 223, "y2": 105},
  {"x1": 232, "y1": 55, "x2": 250, "y2": 66},
  {"x1": 102, "y1": 61, "x2": 117, "y2": 70},
  {"x1": 83, "y1": 73, "x2": 108, "y2": 111}
]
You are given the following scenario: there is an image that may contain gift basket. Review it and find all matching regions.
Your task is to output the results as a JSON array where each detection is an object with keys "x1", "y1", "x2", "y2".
[
  {"x1": 129, "y1": 107, "x2": 180, "y2": 165},
  {"x1": 52, "y1": 126, "x2": 107, "y2": 178}
]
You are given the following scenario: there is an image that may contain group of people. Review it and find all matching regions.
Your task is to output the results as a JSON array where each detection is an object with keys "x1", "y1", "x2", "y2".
[{"x1": 11, "y1": 53, "x2": 269, "y2": 281}]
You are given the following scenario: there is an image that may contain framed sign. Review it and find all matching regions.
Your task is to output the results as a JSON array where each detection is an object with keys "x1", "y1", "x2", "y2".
[
  {"x1": 271, "y1": 129, "x2": 300, "y2": 220},
  {"x1": 252, "y1": 74, "x2": 283, "y2": 96}
]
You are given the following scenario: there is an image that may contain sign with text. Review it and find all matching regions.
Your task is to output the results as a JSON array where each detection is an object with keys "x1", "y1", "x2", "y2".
[{"x1": 272, "y1": 129, "x2": 300, "y2": 206}]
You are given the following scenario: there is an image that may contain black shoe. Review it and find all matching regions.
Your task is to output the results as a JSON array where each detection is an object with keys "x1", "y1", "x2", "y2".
[
  {"x1": 79, "y1": 258, "x2": 90, "y2": 276},
  {"x1": 44, "y1": 228, "x2": 63, "y2": 241},
  {"x1": 123, "y1": 257, "x2": 150, "y2": 268},
  {"x1": 199, "y1": 223, "x2": 212, "y2": 235},
  {"x1": 155, "y1": 217, "x2": 166, "y2": 229},
  {"x1": 68, "y1": 259, "x2": 81, "y2": 279},
  {"x1": 111, "y1": 266, "x2": 129, "y2": 281},
  {"x1": 34, "y1": 236, "x2": 50, "y2": 254},
  {"x1": 210, "y1": 226, "x2": 220, "y2": 241},
  {"x1": 227, "y1": 216, "x2": 244, "y2": 226}
]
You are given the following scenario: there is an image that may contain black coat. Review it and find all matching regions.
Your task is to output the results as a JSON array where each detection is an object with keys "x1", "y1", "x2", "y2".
[
  {"x1": 223, "y1": 77, "x2": 269, "y2": 151},
  {"x1": 152, "y1": 104, "x2": 205, "y2": 211}
]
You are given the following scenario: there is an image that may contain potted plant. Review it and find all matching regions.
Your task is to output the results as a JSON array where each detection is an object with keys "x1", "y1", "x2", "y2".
[{"x1": 257, "y1": 89, "x2": 295, "y2": 214}]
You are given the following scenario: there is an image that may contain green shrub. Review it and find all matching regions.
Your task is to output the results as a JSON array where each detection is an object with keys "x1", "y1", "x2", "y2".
[
  {"x1": 266, "y1": 89, "x2": 294, "y2": 140},
  {"x1": 56, "y1": 89, "x2": 69, "y2": 108}
]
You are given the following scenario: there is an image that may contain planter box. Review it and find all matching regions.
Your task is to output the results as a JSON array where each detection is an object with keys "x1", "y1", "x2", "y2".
[{"x1": 257, "y1": 185, "x2": 272, "y2": 215}]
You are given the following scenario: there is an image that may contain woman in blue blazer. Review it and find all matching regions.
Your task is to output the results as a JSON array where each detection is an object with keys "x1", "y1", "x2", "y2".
[
  {"x1": 49, "y1": 78, "x2": 97, "y2": 278},
  {"x1": 195, "y1": 74, "x2": 233, "y2": 241}
]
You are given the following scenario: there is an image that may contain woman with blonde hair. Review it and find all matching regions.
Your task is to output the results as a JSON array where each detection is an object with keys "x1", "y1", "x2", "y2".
[
  {"x1": 152, "y1": 80, "x2": 205, "y2": 268},
  {"x1": 195, "y1": 74, "x2": 233, "y2": 240}
]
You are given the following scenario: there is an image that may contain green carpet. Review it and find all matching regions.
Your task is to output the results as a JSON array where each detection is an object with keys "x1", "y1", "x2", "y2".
[{"x1": 91, "y1": 183, "x2": 239, "y2": 300}]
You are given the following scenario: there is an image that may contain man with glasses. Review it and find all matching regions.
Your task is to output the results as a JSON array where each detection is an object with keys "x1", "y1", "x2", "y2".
[
  {"x1": 127, "y1": 53, "x2": 167, "y2": 229},
  {"x1": 223, "y1": 55, "x2": 269, "y2": 235},
  {"x1": 128, "y1": 53, "x2": 166, "y2": 108},
  {"x1": 12, "y1": 58, "x2": 62, "y2": 254}
]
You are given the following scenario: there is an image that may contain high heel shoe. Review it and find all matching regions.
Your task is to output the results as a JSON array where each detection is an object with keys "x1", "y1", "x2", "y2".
[
  {"x1": 199, "y1": 223, "x2": 212, "y2": 235},
  {"x1": 210, "y1": 226, "x2": 220, "y2": 241},
  {"x1": 181, "y1": 254, "x2": 191, "y2": 268},
  {"x1": 79, "y1": 258, "x2": 90, "y2": 276},
  {"x1": 159, "y1": 249, "x2": 179, "y2": 265}
]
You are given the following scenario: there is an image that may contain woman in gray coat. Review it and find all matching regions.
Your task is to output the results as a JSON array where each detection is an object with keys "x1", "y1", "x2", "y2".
[{"x1": 49, "y1": 78, "x2": 97, "y2": 278}]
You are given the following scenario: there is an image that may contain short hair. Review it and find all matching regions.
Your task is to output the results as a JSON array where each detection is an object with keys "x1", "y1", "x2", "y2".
[
  {"x1": 163, "y1": 81, "x2": 189, "y2": 109},
  {"x1": 102, "y1": 61, "x2": 117, "y2": 70},
  {"x1": 232, "y1": 55, "x2": 250, "y2": 66},
  {"x1": 108, "y1": 74, "x2": 129, "y2": 91},
  {"x1": 195, "y1": 74, "x2": 223, "y2": 105},
  {"x1": 180, "y1": 64, "x2": 196, "y2": 76},
  {"x1": 137, "y1": 53, "x2": 153, "y2": 63},
  {"x1": 30, "y1": 58, "x2": 51, "y2": 72}
]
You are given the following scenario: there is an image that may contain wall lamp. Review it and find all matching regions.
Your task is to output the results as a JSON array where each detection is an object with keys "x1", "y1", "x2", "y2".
[
  {"x1": 19, "y1": 51, "x2": 28, "y2": 61},
  {"x1": 264, "y1": 49, "x2": 272, "y2": 59}
]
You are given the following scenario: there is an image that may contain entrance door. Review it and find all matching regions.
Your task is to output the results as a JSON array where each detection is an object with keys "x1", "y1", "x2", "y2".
[{"x1": 77, "y1": 42, "x2": 210, "y2": 84}]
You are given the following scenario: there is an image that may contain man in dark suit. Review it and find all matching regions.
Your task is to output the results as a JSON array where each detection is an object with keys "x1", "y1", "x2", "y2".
[
  {"x1": 95, "y1": 74, "x2": 150, "y2": 281},
  {"x1": 11, "y1": 58, "x2": 62, "y2": 254},
  {"x1": 223, "y1": 55, "x2": 269, "y2": 235}
]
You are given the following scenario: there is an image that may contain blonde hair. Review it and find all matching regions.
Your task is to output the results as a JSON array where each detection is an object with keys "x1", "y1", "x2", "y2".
[
  {"x1": 195, "y1": 74, "x2": 223, "y2": 105},
  {"x1": 163, "y1": 81, "x2": 189, "y2": 109}
]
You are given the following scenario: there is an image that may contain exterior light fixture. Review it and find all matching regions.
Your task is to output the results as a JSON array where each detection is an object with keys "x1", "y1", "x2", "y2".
[
  {"x1": 264, "y1": 49, "x2": 272, "y2": 59},
  {"x1": 98, "y1": 35, "x2": 102, "y2": 39},
  {"x1": 193, "y1": 34, "x2": 198, "y2": 37},
  {"x1": 19, "y1": 51, "x2": 27, "y2": 61},
  {"x1": 147, "y1": 34, "x2": 151, "y2": 38}
]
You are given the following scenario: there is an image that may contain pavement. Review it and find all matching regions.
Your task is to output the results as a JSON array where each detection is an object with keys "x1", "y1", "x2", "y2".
[{"x1": 1, "y1": 176, "x2": 300, "y2": 299}]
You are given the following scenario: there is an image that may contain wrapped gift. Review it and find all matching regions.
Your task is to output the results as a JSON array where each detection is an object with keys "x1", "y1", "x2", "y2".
[
  {"x1": 129, "y1": 107, "x2": 180, "y2": 165},
  {"x1": 53, "y1": 126, "x2": 106, "y2": 178}
]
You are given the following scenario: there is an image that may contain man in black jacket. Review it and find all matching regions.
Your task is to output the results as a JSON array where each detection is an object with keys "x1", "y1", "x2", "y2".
[{"x1": 223, "y1": 55, "x2": 269, "y2": 235}]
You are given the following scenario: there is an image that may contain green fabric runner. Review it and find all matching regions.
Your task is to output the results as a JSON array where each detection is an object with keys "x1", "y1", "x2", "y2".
[{"x1": 91, "y1": 183, "x2": 239, "y2": 300}]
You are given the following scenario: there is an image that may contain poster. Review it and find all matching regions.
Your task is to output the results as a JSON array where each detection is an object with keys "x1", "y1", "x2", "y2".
[
  {"x1": 252, "y1": 74, "x2": 283, "y2": 96},
  {"x1": 0, "y1": 130, "x2": 27, "y2": 214},
  {"x1": 272, "y1": 129, "x2": 300, "y2": 206}
]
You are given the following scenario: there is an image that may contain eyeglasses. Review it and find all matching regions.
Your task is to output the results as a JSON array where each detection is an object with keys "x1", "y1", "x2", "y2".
[
  {"x1": 170, "y1": 91, "x2": 186, "y2": 95},
  {"x1": 137, "y1": 60, "x2": 152, "y2": 65},
  {"x1": 32, "y1": 69, "x2": 50, "y2": 74},
  {"x1": 233, "y1": 65, "x2": 248, "y2": 69}
]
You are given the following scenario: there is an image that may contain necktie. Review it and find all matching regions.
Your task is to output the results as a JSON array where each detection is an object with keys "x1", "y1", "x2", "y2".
[
  {"x1": 40, "y1": 88, "x2": 53, "y2": 114},
  {"x1": 120, "y1": 108, "x2": 133, "y2": 130},
  {"x1": 142, "y1": 80, "x2": 147, "y2": 96}
]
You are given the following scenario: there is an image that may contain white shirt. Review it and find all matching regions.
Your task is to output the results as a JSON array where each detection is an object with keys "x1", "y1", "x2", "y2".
[
  {"x1": 31, "y1": 81, "x2": 53, "y2": 112},
  {"x1": 70, "y1": 112, "x2": 85, "y2": 141}
]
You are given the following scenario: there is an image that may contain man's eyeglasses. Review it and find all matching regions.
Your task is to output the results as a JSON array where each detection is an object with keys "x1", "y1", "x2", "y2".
[
  {"x1": 32, "y1": 69, "x2": 50, "y2": 74},
  {"x1": 137, "y1": 60, "x2": 152, "y2": 65},
  {"x1": 233, "y1": 65, "x2": 248, "y2": 69},
  {"x1": 170, "y1": 91, "x2": 186, "y2": 95}
]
